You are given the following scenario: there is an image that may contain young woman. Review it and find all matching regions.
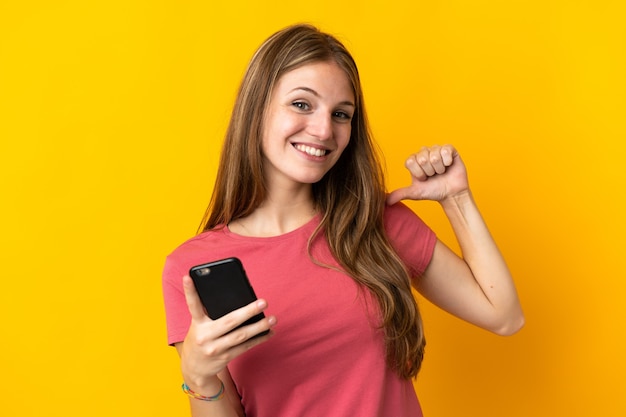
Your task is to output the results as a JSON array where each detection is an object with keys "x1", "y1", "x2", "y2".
[{"x1": 162, "y1": 23, "x2": 524, "y2": 417}]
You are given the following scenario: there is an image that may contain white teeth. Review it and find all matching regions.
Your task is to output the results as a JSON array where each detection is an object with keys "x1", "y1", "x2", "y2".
[{"x1": 294, "y1": 144, "x2": 327, "y2": 157}]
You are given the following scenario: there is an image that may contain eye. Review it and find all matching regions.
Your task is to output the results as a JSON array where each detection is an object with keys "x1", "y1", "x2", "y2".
[
  {"x1": 333, "y1": 111, "x2": 352, "y2": 121},
  {"x1": 292, "y1": 101, "x2": 310, "y2": 111}
]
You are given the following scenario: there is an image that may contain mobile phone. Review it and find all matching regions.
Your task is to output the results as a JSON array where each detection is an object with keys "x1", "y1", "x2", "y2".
[{"x1": 189, "y1": 257, "x2": 268, "y2": 336}]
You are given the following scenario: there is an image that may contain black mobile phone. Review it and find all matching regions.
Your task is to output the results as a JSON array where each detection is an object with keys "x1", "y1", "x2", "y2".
[{"x1": 189, "y1": 257, "x2": 268, "y2": 336}]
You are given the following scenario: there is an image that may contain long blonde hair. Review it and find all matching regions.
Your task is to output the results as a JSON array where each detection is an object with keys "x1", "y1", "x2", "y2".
[{"x1": 200, "y1": 24, "x2": 425, "y2": 378}]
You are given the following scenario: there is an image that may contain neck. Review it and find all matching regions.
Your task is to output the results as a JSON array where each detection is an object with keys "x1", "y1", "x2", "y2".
[{"x1": 229, "y1": 184, "x2": 317, "y2": 237}]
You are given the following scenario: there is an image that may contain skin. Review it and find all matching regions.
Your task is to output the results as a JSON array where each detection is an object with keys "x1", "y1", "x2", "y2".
[
  {"x1": 231, "y1": 61, "x2": 355, "y2": 237},
  {"x1": 260, "y1": 61, "x2": 354, "y2": 193},
  {"x1": 175, "y1": 62, "x2": 524, "y2": 417},
  {"x1": 388, "y1": 147, "x2": 524, "y2": 335}
]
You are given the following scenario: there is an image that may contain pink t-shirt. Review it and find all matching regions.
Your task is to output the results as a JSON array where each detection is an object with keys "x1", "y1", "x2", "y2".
[{"x1": 162, "y1": 202, "x2": 436, "y2": 417}]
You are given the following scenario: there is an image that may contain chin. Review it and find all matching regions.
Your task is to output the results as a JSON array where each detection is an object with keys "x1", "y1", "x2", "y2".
[
  {"x1": 297, "y1": 176, "x2": 325, "y2": 184},
  {"x1": 290, "y1": 169, "x2": 330, "y2": 185}
]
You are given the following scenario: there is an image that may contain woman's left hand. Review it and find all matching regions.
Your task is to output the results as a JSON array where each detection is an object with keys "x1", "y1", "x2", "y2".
[{"x1": 386, "y1": 144, "x2": 469, "y2": 205}]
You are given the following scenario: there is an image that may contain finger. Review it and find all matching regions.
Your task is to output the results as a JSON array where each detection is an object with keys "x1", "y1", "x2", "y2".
[
  {"x1": 182, "y1": 274, "x2": 209, "y2": 321},
  {"x1": 224, "y1": 327, "x2": 276, "y2": 359},
  {"x1": 440, "y1": 144, "x2": 456, "y2": 166},
  {"x1": 405, "y1": 155, "x2": 429, "y2": 180},
  {"x1": 218, "y1": 299, "x2": 270, "y2": 335},
  {"x1": 205, "y1": 308, "x2": 276, "y2": 364},
  {"x1": 223, "y1": 314, "x2": 277, "y2": 348},
  {"x1": 428, "y1": 146, "x2": 447, "y2": 174},
  {"x1": 386, "y1": 188, "x2": 409, "y2": 205},
  {"x1": 413, "y1": 151, "x2": 436, "y2": 177}
]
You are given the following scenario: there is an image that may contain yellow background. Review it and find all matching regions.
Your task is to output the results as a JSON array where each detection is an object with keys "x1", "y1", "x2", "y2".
[{"x1": 1, "y1": 1, "x2": 624, "y2": 416}]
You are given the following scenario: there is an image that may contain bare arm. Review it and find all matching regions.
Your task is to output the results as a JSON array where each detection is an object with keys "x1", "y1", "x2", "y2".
[
  {"x1": 417, "y1": 191, "x2": 524, "y2": 335},
  {"x1": 387, "y1": 145, "x2": 524, "y2": 335}
]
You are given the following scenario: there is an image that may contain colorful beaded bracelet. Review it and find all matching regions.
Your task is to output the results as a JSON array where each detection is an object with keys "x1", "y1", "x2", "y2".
[{"x1": 182, "y1": 380, "x2": 225, "y2": 401}]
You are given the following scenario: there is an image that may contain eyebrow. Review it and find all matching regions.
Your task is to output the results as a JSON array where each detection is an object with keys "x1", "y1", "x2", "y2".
[{"x1": 289, "y1": 87, "x2": 356, "y2": 108}]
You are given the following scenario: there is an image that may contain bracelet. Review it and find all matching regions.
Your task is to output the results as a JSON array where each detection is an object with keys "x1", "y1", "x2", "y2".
[{"x1": 181, "y1": 380, "x2": 225, "y2": 401}]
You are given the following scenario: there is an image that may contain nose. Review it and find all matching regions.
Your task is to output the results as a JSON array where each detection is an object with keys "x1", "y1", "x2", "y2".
[{"x1": 307, "y1": 111, "x2": 332, "y2": 140}]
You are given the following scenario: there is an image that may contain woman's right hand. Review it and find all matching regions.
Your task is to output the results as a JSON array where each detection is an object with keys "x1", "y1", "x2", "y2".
[{"x1": 177, "y1": 274, "x2": 276, "y2": 390}]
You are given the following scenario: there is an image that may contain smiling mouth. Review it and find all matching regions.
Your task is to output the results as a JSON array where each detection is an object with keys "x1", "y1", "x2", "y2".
[{"x1": 293, "y1": 144, "x2": 329, "y2": 157}]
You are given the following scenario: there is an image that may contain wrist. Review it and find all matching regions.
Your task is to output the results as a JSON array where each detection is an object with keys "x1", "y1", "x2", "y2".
[
  {"x1": 440, "y1": 189, "x2": 473, "y2": 209},
  {"x1": 182, "y1": 374, "x2": 223, "y2": 395},
  {"x1": 182, "y1": 378, "x2": 225, "y2": 402}
]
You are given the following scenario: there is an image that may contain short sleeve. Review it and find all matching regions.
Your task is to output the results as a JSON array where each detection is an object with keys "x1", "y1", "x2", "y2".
[
  {"x1": 162, "y1": 256, "x2": 191, "y2": 345},
  {"x1": 383, "y1": 203, "x2": 437, "y2": 278}
]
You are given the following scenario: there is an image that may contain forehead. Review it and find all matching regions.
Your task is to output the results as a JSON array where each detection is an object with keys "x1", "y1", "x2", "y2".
[{"x1": 273, "y1": 61, "x2": 355, "y2": 100}]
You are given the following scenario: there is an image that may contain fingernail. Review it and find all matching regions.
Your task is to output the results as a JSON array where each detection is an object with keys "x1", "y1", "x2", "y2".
[
  {"x1": 268, "y1": 316, "x2": 277, "y2": 326},
  {"x1": 257, "y1": 299, "x2": 267, "y2": 309}
]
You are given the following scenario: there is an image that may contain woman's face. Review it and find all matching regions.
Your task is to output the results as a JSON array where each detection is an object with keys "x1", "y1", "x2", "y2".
[{"x1": 261, "y1": 61, "x2": 355, "y2": 190}]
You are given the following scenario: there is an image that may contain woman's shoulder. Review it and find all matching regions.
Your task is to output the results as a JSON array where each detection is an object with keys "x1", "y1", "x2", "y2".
[
  {"x1": 383, "y1": 202, "x2": 437, "y2": 276},
  {"x1": 384, "y1": 201, "x2": 413, "y2": 216},
  {"x1": 384, "y1": 202, "x2": 433, "y2": 238},
  {"x1": 163, "y1": 227, "x2": 230, "y2": 278},
  {"x1": 383, "y1": 202, "x2": 426, "y2": 228},
  {"x1": 168, "y1": 227, "x2": 227, "y2": 256}
]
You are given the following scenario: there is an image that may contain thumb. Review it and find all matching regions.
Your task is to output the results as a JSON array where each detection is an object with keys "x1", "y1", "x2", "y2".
[
  {"x1": 182, "y1": 274, "x2": 209, "y2": 321},
  {"x1": 386, "y1": 187, "x2": 409, "y2": 206}
]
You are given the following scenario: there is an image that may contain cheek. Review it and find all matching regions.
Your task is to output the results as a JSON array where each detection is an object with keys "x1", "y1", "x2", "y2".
[
  {"x1": 260, "y1": 119, "x2": 284, "y2": 153},
  {"x1": 337, "y1": 126, "x2": 352, "y2": 151}
]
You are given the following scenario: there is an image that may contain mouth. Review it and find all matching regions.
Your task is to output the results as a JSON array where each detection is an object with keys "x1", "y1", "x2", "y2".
[{"x1": 293, "y1": 143, "x2": 329, "y2": 157}]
